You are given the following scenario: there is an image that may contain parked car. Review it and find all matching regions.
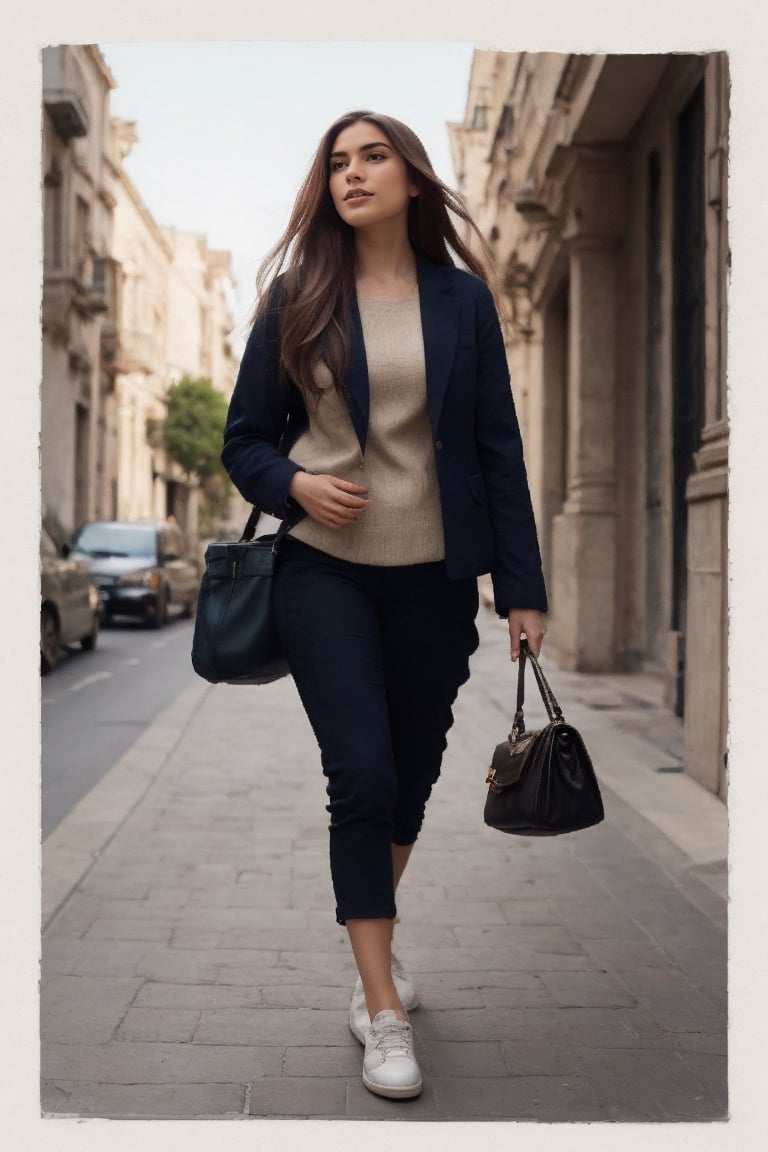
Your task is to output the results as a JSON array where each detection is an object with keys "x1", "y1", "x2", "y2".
[
  {"x1": 68, "y1": 520, "x2": 199, "y2": 628},
  {"x1": 40, "y1": 526, "x2": 101, "y2": 675}
]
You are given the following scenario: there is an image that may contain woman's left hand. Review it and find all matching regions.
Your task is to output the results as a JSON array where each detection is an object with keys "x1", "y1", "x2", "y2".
[{"x1": 507, "y1": 610, "x2": 547, "y2": 661}]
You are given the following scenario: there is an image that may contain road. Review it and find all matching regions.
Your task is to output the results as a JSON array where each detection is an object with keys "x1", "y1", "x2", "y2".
[{"x1": 41, "y1": 612, "x2": 198, "y2": 839}]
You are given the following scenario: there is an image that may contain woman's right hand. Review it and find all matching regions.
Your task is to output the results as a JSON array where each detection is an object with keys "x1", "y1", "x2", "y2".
[{"x1": 288, "y1": 471, "x2": 372, "y2": 530}]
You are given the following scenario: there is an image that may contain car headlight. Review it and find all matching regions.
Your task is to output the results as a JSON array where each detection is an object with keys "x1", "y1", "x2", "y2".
[{"x1": 118, "y1": 569, "x2": 161, "y2": 588}]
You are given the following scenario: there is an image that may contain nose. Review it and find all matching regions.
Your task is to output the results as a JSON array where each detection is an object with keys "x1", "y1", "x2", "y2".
[{"x1": 345, "y1": 156, "x2": 364, "y2": 182}]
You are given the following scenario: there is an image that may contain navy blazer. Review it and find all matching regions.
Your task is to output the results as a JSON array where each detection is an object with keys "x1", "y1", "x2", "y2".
[{"x1": 222, "y1": 252, "x2": 548, "y2": 615}]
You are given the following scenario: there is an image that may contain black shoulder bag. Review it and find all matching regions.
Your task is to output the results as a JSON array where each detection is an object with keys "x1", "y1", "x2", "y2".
[
  {"x1": 191, "y1": 507, "x2": 292, "y2": 686},
  {"x1": 484, "y1": 640, "x2": 604, "y2": 835}
]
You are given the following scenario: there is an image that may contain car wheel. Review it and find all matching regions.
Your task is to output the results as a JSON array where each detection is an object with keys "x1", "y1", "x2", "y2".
[
  {"x1": 147, "y1": 589, "x2": 167, "y2": 629},
  {"x1": 80, "y1": 615, "x2": 100, "y2": 651},
  {"x1": 40, "y1": 606, "x2": 60, "y2": 675}
]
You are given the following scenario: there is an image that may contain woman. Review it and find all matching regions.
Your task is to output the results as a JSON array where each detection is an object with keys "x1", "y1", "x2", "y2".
[{"x1": 222, "y1": 110, "x2": 547, "y2": 1100}]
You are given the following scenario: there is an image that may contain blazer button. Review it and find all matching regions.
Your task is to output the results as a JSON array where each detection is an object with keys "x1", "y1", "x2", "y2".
[{"x1": 435, "y1": 440, "x2": 444, "y2": 451}]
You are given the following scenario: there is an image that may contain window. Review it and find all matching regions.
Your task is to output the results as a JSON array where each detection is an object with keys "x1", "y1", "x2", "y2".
[{"x1": 44, "y1": 159, "x2": 63, "y2": 269}]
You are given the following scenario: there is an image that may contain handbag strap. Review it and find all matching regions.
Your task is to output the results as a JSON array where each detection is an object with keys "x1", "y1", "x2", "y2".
[
  {"x1": 239, "y1": 507, "x2": 262, "y2": 542},
  {"x1": 238, "y1": 506, "x2": 295, "y2": 551},
  {"x1": 513, "y1": 639, "x2": 564, "y2": 735}
]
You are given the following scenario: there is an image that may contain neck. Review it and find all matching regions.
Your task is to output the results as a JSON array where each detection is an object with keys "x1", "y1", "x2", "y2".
[{"x1": 353, "y1": 227, "x2": 416, "y2": 288}]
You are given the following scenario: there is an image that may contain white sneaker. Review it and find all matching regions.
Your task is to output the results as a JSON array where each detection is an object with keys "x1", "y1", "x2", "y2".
[
  {"x1": 349, "y1": 951, "x2": 419, "y2": 1043},
  {"x1": 362, "y1": 1009, "x2": 422, "y2": 1099}
]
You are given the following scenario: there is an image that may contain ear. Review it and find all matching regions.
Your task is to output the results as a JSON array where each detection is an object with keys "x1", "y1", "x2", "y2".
[{"x1": 408, "y1": 185, "x2": 420, "y2": 198}]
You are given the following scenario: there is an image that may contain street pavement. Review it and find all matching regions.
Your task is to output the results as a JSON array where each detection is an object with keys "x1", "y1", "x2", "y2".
[{"x1": 41, "y1": 602, "x2": 727, "y2": 1122}]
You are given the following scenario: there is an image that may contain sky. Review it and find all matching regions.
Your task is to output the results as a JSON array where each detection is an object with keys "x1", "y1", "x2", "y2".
[{"x1": 101, "y1": 42, "x2": 476, "y2": 337}]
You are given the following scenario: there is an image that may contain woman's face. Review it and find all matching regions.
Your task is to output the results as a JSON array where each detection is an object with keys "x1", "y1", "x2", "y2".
[{"x1": 328, "y1": 120, "x2": 418, "y2": 232}]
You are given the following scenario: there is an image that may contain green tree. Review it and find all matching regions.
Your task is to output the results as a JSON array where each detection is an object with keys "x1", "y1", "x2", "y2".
[
  {"x1": 157, "y1": 376, "x2": 233, "y2": 532},
  {"x1": 162, "y1": 376, "x2": 229, "y2": 481}
]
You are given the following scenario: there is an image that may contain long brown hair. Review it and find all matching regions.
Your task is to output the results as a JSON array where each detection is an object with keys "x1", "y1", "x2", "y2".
[{"x1": 253, "y1": 110, "x2": 496, "y2": 403}]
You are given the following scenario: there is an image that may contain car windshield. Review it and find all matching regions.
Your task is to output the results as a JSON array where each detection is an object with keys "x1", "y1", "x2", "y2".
[{"x1": 72, "y1": 524, "x2": 157, "y2": 559}]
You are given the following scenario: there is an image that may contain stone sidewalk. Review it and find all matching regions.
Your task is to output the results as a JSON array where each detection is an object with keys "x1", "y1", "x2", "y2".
[{"x1": 40, "y1": 606, "x2": 727, "y2": 1122}]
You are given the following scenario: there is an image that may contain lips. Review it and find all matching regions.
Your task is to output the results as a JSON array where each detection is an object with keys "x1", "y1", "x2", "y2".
[{"x1": 344, "y1": 190, "x2": 373, "y2": 201}]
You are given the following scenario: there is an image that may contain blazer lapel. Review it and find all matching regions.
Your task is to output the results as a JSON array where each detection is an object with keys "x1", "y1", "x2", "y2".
[
  {"x1": 416, "y1": 253, "x2": 461, "y2": 435},
  {"x1": 343, "y1": 291, "x2": 370, "y2": 454}
]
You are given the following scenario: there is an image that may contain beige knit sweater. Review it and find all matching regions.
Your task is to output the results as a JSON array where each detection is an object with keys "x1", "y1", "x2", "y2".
[{"x1": 287, "y1": 290, "x2": 445, "y2": 565}]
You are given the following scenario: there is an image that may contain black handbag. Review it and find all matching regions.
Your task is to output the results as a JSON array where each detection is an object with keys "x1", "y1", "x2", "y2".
[
  {"x1": 191, "y1": 507, "x2": 292, "y2": 686},
  {"x1": 484, "y1": 640, "x2": 604, "y2": 835}
]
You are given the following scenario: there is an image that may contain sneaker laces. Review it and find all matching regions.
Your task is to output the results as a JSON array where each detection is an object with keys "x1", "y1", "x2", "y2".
[{"x1": 371, "y1": 1018, "x2": 413, "y2": 1058}]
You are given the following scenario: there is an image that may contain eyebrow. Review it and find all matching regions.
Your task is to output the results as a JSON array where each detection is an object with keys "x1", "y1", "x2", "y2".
[{"x1": 329, "y1": 141, "x2": 391, "y2": 159}]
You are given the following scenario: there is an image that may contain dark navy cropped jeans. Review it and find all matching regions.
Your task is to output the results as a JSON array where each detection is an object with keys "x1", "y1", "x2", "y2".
[{"x1": 273, "y1": 537, "x2": 479, "y2": 924}]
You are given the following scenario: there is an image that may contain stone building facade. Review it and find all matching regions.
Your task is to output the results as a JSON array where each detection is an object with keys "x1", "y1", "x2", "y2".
[
  {"x1": 42, "y1": 45, "x2": 117, "y2": 545},
  {"x1": 42, "y1": 47, "x2": 238, "y2": 546},
  {"x1": 108, "y1": 124, "x2": 237, "y2": 535},
  {"x1": 449, "y1": 52, "x2": 729, "y2": 798}
]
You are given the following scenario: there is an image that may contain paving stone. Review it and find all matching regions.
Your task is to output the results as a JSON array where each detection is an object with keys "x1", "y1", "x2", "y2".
[
  {"x1": 194, "y1": 1007, "x2": 350, "y2": 1046},
  {"x1": 419, "y1": 970, "x2": 545, "y2": 992},
  {"x1": 400, "y1": 947, "x2": 601, "y2": 974},
  {"x1": 674, "y1": 1032, "x2": 728, "y2": 1055},
  {"x1": 548, "y1": 899, "x2": 653, "y2": 941},
  {"x1": 452, "y1": 924, "x2": 584, "y2": 953},
  {"x1": 496, "y1": 898, "x2": 564, "y2": 925},
  {"x1": 186, "y1": 887, "x2": 287, "y2": 909},
  {"x1": 66, "y1": 941, "x2": 148, "y2": 978},
  {"x1": 414, "y1": 1006, "x2": 640, "y2": 1046},
  {"x1": 115, "y1": 1007, "x2": 201, "y2": 1042},
  {"x1": 44, "y1": 896, "x2": 105, "y2": 940},
  {"x1": 87, "y1": 897, "x2": 189, "y2": 921},
  {"x1": 478, "y1": 984, "x2": 556, "y2": 1008},
  {"x1": 170, "y1": 928, "x2": 223, "y2": 949},
  {"x1": 78, "y1": 878, "x2": 151, "y2": 900},
  {"x1": 145, "y1": 888, "x2": 194, "y2": 909},
  {"x1": 133, "y1": 951, "x2": 219, "y2": 984},
  {"x1": 42, "y1": 1040, "x2": 284, "y2": 1084},
  {"x1": 213, "y1": 964, "x2": 353, "y2": 988},
  {"x1": 41, "y1": 939, "x2": 91, "y2": 977},
  {"x1": 386, "y1": 924, "x2": 459, "y2": 948},
  {"x1": 260, "y1": 985, "x2": 351, "y2": 1009},
  {"x1": 41, "y1": 1080, "x2": 246, "y2": 1119},
  {"x1": 416, "y1": 986, "x2": 485, "y2": 1010},
  {"x1": 579, "y1": 936, "x2": 672, "y2": 971},
  {"x1": 274, "y1": 952, "x2": 361, "y2": 980},
  {"x1": 431, "y1": 1074, "x2": 602, "y2": 1120},
  {"x1": 134, "y1": 983, "x2": 264, "y2": 1009},
  {"x1": 284, "y1": 1046, "x2": 361, "y2": 1077},
  {"x1": 420, "y1": 1040, "x2": 509, "y2": 1078},
  {"x1": 500, "y1": 1039, "x2": 583, "y2": 1076},
  {"x1": 84, "y1": 918, "x2": 173, "y2": 943},
  {"x1": 538, "y1": 970, "x2": 637, "y2": 1007},
  {"x1": 613, "y1": 967, "x2": 727, "y2": 1033},
  {"x1": 247, "y1": 1077, "x2": 348, "y2": 1118},
  {"x1": 406, "y1": 900, "x2": 508, "y2": 926},
  {"x1": 41, "y1": 977, "x2": 142, "y2": 1044},
  {"x1": 573, "y1": 1046, "x2": 728, "y2": 1121},
  {"x1": 614, "y1": 1006, "x2": 679, "y2": 1042},
  {"x1": 218, "y1": 927, "x2": 349, "y2": 952},
  {"x1": 677, "y1": 1051, "x2": 729, "y2": 1111}
]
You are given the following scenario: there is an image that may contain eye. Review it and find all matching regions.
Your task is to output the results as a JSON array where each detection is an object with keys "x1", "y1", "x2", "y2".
[
  {"x1": 330, "y1": 159, "x2": 347, "y2": 173},
  {"x1": 367, "y1": 152, "x2": 386, "y2": 162}
]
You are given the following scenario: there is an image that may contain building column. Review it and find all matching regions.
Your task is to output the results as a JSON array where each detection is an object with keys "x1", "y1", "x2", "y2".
[
  {"x1": 683, "y1": 53, "x2": 729, "y2": 798},
  {"x1": 116, "y1": 377, "x2": 133, "y2": 521},
  {"x1": 549, "y1": 155, "x2": 624, "y2": 671},
  {"x1": 684, "y1": 424, "x2": 727, "y2": 796}
]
